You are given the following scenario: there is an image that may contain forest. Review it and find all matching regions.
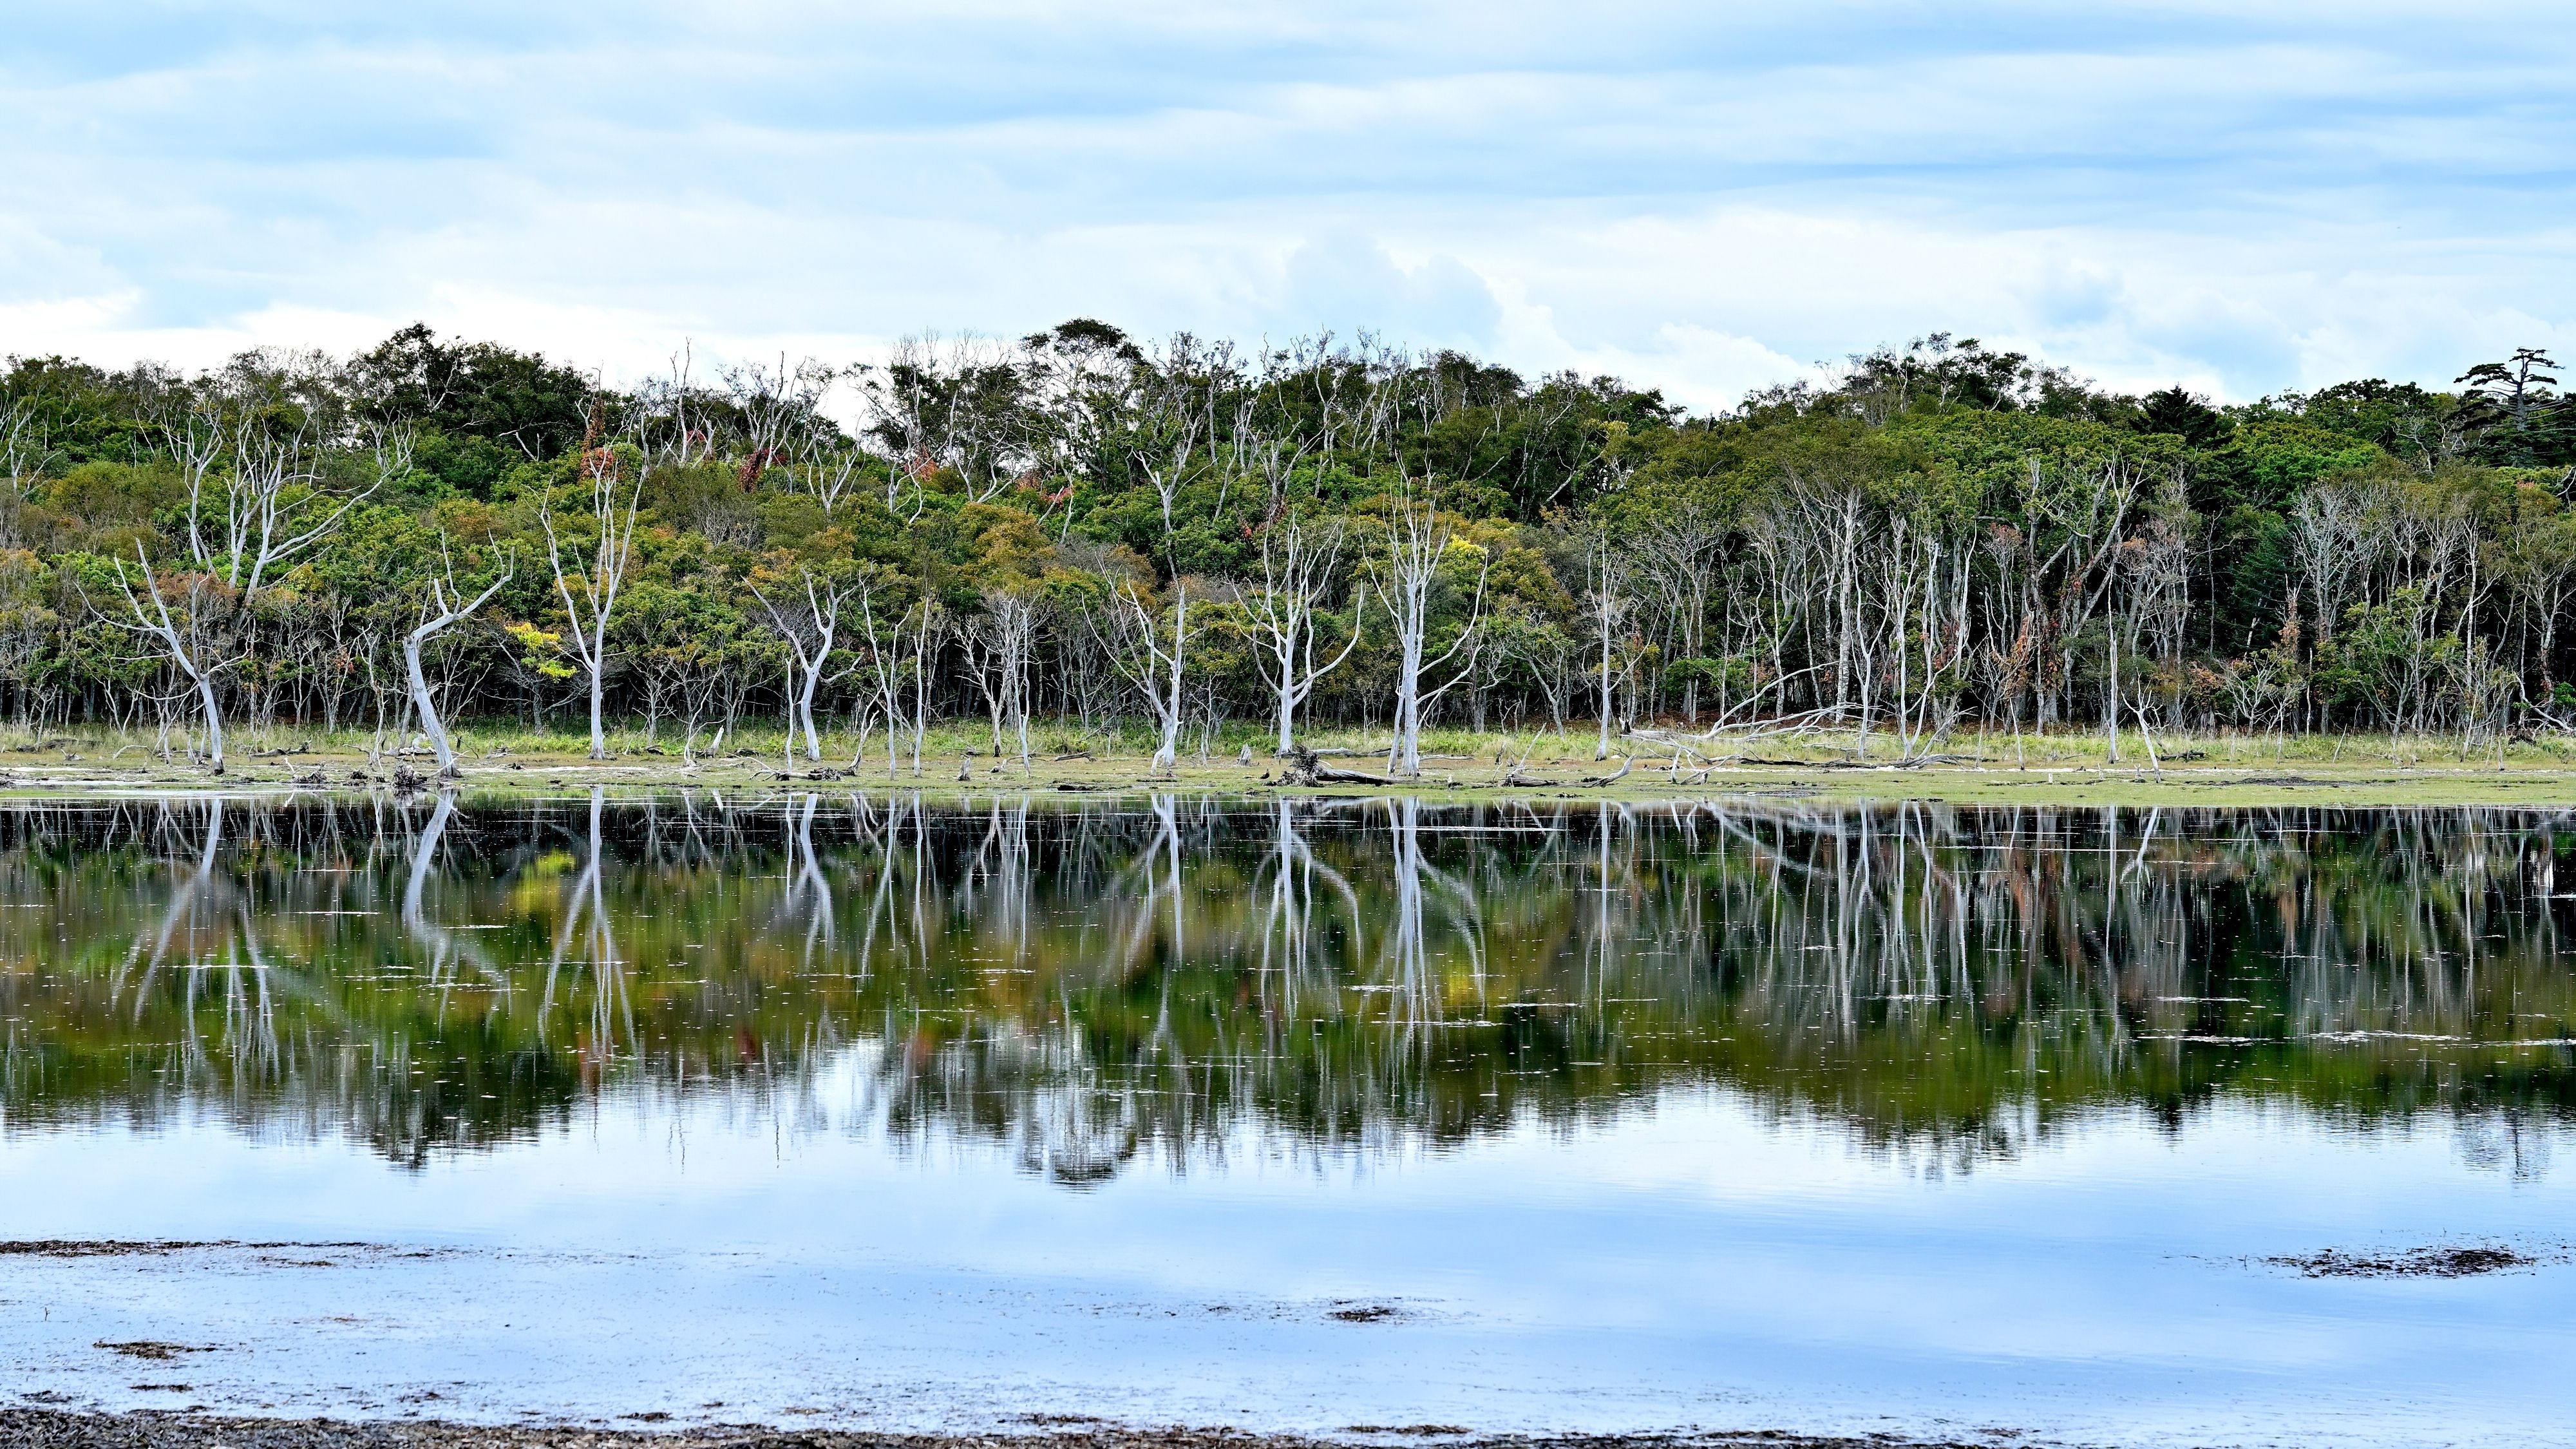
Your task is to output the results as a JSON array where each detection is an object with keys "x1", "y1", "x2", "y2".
[{"x1": 1, "y1": 321, "x2": 2571, "y2": 775}]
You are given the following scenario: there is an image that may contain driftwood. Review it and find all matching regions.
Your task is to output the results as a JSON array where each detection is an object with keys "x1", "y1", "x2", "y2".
[
  {"x1": 1622, "y1": 729, "x2": 1720, "y2": 763},
  {"x1": 1576, "y1": 756, "x2": 1633, "y2": 787},
  {"x1": 759, "y1": 766, "x2": 851, "y2": 782},
  {"x1": 1282, "y1": 747, "x2": 1396, "y2": 786}
]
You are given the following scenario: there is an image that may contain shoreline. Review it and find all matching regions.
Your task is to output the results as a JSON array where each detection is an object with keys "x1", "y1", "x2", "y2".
[
  {"x1": 7, "y1": 719, "x2": 2576, "y2": 808},
  {"x1": 5, "y1": 748, "x2": 2576, "y2": 808},
  {"x1": 0, "y1": 1410, "x2": 1984, "y2": 1449}
]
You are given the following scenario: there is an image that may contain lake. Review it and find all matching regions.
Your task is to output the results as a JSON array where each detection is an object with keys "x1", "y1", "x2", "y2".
[{"x1": 1, "y1": 792, "x2": 2570, "y2": 1446}]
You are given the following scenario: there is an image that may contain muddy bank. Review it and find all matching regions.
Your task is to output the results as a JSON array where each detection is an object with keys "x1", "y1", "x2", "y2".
[
  {"x1": 2269, "y1": 1244, "x2": 2544, "y2": 1278},
  {"x1": 0, "y1": 1412, "x2": 1984, "y2": 1449}
]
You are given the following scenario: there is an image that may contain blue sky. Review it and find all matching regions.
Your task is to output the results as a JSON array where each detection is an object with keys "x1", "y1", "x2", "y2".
[{"x1": 4, "y1": 1, "x2": 2571, "y2": 408}]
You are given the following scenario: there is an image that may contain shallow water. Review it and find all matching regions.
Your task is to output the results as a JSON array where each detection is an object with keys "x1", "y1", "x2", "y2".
[{"x1": 1, "y1": 793, "x2": 2571, "y2": 1445}]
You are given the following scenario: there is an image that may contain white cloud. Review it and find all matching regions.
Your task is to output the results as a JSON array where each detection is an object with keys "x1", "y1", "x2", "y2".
[
  {"x1": 3, "y1": 3, "x2": 2572, "y2": 404},
  {"x1": 1278, "y1": 236, "x2": 1501, "y2": 351}
]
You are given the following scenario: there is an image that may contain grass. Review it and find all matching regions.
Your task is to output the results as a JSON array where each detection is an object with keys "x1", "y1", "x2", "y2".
[{"x1": 6, "y1": 715, "x2": 2576, "y2": 807}]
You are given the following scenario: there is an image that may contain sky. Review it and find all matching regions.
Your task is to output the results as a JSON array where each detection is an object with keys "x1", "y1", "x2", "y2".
[{"x1": 3, "y1": 1, "x2": 2573, "y2": 412}]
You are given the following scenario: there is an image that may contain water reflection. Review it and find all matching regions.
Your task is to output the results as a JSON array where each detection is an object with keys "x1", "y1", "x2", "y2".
[{"x1": 3, "y1": 794, "x2": 2572, "y2": 1179}]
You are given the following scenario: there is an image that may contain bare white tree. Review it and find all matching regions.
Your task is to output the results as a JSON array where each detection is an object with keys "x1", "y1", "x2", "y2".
[
  {"x1": 406, "y1": 542, "x2": 511, "y2": 777},
  {"x1": 1857, "y1": 513, "x2": 1971, "y2": 761},
  {"x1": 753, "y1": 567, "x2": 856, "y2": 762},
  {"x1": 161, "y1": 408, "x2": 386, "y2": 600},
  {"x1": 858, "y1": 334, "x2": 1035, "y2": 506},
  {"x1": 727, "y1": 354, "x2": 837, "y2": 474},
  {"x1": 540, "y1": 444, "x2": 645, "y2": 759},
  {"x1": 1624, "y1": 495, "x2": 1728, "y2": 721},
  {"x1": 1239, "y1": 515, "x2": 1362, "y2": 753},
  {"x1": 2, "y1": 393, "x2": 57, "y2": 498},
  {"x1": 902, "y1": 600, "x2": 942, "y2": 776},
  {"x1": 858, "y1": 588, "x2": 943, "y2": 776},
  {"x1": 1371, "y1": 493, "x2": 1488, "y2": 777},
  {"x1": 810, "y1": 445, "x2": 869, "y2": 516},
  {"x1": 635, "y1": 341, "x2": 721, "y2": 467},
  {"x1": 2290, "y1": 480, "x2": 2386, "y2": 654},
  {"x1": 109, "y1": 545, "x2": 235, "y2": 771},
  {"x1": 854, "y1": 583, "x2": 905, "y2": 775},
  {"x1": 1586, "y1": 537, "x2": 1633, "y2": 760},
  {"x1": 1096, "y1": 576, "x2": 1189, "y2": 776},
  {"x1": 2031, "y1": 459, "x2": 2145, "y2": 731},
  {"x1": 963, "y1": 587, "x2": 1043, "y2": 772},
  {"x1": 109, "y1": 401, "x2": 393, "y2": 772},
  {"x1": 1137, "y1": 388, "x2": 1205, "y2": 533}
]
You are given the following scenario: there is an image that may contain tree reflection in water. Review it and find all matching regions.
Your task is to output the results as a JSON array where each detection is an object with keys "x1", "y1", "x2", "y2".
[{"x1": 2, "y1": 793, "x2": 2572, "y2": 1180}]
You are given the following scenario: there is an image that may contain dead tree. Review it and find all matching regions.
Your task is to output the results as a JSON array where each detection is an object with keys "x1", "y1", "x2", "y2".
[
  {"x1": 406, "y1": 543, "x2": 511, "y2": 776},
  {"x1": 109, "y1": 546, "x2": 234, "y2": 772},
  {"x1": 115, "y1": 406, "x2": 390, "y2": 768},
  {"x1": 164, "y1": 408, "x2": 384, "y2": 600},
  {"x1": 963, "y1": 587, "x2": 1043, "y2": 772},
  {"x1": 1586, "y1": 536, "x2": 1633, "y2": 760},
  {"x1": 1240, "y1": 515, "x2": 1362, "y2": 753},
  {"x1": 1096, "y1": 576, "x2": 1189, "y2": 776},
  {"x1": 754, "y1": 567, "x2": 857, "y2": 762},
  {"x1": 541, "y1": 442, "x2": 644, "y2": 759},
  {"x1": 1371, "y1": 490, "x2": 1488, "y2": 777},
  {"x1": 855, "y1": 584, "x2": 927, "y2": 776}
]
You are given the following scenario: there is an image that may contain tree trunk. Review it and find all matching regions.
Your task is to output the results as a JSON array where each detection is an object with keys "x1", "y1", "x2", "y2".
[
  {"x1": 194, "y1": 668, "x2": 225, "y2": 773},
  {"x1": 405, "y1": 633, "x2": 455, "y2": 775},
  {"x1": 589, "y1": 667, "x2": 607, "y2": 760},
  {"x1": 797, "y1": 661, "x2": 824, "y2": 761}
]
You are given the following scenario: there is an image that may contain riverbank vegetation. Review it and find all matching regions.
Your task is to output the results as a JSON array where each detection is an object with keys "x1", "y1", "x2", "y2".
[{"x1": 4, "y1": 325, "x2": 2573, "y2": 779}]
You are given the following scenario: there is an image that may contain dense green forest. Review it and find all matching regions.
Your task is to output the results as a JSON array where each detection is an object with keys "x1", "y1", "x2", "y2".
[{"x1": 2, "y1": 323, "x2": 2571, "y2": 773}]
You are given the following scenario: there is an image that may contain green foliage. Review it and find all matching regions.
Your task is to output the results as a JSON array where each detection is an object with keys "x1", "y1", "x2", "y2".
[
  {"x1": 6, "y1": 322, "x2": 2576, "y2": 746},
  {"x1": 2193, "y1": 418, "x2": 2389, "y2": 512},
  {"x1": 348, "y1": 323, "x2": 595, "y2": 457},
  {"x1": 2132, "y1": 384, "x2": 2232, "y2": 449}
]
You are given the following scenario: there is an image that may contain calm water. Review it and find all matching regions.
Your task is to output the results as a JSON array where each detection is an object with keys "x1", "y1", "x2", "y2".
[{"x1": 1, "y1": 792, "x2": 2571, "y2": 1445}]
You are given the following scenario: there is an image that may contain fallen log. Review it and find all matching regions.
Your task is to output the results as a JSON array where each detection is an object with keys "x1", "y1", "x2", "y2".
[
  {"x1": 1282, "y1": 747, "x2": 1396, "y2": 787},
  {"x1": 1577, "y1": 756, "x2": 1633, "y2": 787}
]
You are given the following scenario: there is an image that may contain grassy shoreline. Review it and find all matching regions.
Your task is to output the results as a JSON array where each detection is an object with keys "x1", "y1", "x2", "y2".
[{"x1": 5, "y1": 721, "x2": 2576, "y2": 807}]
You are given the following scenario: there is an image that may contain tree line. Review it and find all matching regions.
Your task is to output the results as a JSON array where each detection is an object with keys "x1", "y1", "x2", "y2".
[{"x1": 3, "y1": 321, "x2": 2573, "y2": 773}]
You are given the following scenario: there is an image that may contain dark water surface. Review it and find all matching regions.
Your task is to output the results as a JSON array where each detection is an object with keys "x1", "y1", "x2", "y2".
[{"x1": 1, "y1": 793, "x2": 2571, "y2": 1445}]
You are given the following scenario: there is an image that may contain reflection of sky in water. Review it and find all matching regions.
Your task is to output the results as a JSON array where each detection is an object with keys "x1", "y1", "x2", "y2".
[{"x1": 1, "y1": 795, "x2": 2573, "y2": 1443}]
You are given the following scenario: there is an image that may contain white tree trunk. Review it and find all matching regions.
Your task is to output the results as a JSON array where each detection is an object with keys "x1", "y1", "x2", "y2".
[
  {"x1": 1372, "y1": 496, "x2": 1486, "y2": 779},
  {"x1": 406, "y1": 571, "x2": 509, "y2": 777},
  {"x1": 543, "y1": 455, "x2": 643, "y2": 762}
]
